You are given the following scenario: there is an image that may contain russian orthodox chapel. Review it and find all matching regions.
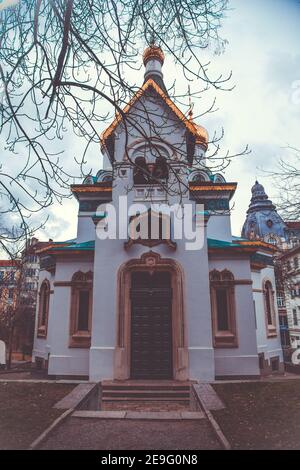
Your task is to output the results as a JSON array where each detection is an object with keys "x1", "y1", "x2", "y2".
[{"x1": 33, "y1": 45, "x2": 283, "y2": 381}]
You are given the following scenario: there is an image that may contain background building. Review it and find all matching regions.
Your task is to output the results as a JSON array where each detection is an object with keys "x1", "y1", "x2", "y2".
[
  {"x1": 243, "y1": 181, "x2": 300, "y2": 360},
  {"x1": 0, "y1": 238, "x2": 50, "y2": 362}
]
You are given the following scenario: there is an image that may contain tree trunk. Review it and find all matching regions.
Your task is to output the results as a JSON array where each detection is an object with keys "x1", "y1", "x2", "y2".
[{"x1": 7, "y1": 323, "x2": 15, "y2": 370}]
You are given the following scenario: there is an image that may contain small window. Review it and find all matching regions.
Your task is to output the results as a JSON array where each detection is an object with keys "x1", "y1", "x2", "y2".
[
  {"x1": 215, "y1": 288, "x2": 229, "y2": 331},
  {"x1": 265, "y1": 281, "x2": 273, "y2": 325},
  {"x1": 37, "y1": 280, "x2": 50, "y2": 337},
  {"x1": 263, "y1": 280, "x2": 277, "y2": 337},
  {"x1": 69, "y1": 271, "x2": 93, "y2": 348},
  {"x1": 210, "y1": 269, "x2": 237, "y2": 348},
  {"x1": 77, "y1": 290, "x2": 90, "y2": 331},
  {"x1": 294, "y1": 257, "x2": 299, "y2": 269},
  {"x1": 293, "y1": 309, "x2": 298, "y2": 326},
  {"x1": 277, "y1": 293, "x2": 285, "y2": 308}
]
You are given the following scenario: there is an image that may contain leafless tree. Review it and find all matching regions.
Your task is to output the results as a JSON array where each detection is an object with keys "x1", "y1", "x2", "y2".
[
  {"x1": 0, "y1": 0, "x2": 249, "y2": 254},
  {"x1": 0, "y1": 240, "x2": 37, "y2": 368},
  {"x1": 268, "y1": 146, "x2": 300, "y2": 220}
]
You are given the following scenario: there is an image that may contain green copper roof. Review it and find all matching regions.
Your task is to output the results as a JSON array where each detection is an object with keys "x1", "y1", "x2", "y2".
[
  {"x1": 207, "y1": 238, "x2": 241, "y2": 248},
  {"x1": 54, "y1": 240, "x2": 95, "y2": 251},
  {"x1": 51, "y1": 238, "x2": 243, "y2": 251}
]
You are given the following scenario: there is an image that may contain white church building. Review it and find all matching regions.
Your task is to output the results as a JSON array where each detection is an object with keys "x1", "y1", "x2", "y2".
[{"x1": 33, "y1": 45, "x2": 283, "y2": 381}]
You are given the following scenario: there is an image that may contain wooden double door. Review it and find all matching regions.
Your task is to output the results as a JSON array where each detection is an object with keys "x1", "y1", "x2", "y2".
[{"x1": 130, "y1": 271, "x2": 173, "y2": 380}]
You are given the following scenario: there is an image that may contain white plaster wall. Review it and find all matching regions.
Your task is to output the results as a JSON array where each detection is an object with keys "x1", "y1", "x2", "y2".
[
  {"x1": 252, "y1": 266, "x2": 283, "y2": 363},
  {"x1": 46, "y1": 258, "x2": 94, "y2": 376},
  {"x1": 76, "y1": 214, "x2": 96, "y2": 243},
  {"x1": 209, "y1": 257, "x2": 260, "y2": 377},
  {"x1": 207, "y1": 214, "x2": 233, "y2": 242}
]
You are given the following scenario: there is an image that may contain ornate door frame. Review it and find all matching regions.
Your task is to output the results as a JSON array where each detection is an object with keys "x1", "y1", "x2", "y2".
[{"x1": 114, "y1": 251, "x2": 189, "y2": 381}]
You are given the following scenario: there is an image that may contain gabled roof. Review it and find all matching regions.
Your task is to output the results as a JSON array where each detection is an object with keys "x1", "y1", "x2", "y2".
[{"x1": 100, "y1": 78, "x2": 208, "y2": 148}]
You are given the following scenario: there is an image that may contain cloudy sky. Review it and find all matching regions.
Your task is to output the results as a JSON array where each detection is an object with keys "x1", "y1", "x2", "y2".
[{"x1": 13, "y1": 0, "x2": 300, "y2": 242}]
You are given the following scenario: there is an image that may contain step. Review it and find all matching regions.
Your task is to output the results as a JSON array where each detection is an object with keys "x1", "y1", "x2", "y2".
[
  {"x1": 100, "y1": 381, "x2": 192, "y2": 410},
  {"x1": 102, "y1": 396, "x2": 190, "y2": 402},
  {"x1": 101, "y1": 383, "x2": 191, "y2": 391},
  {"x1": 102, "y1": 389, "x2": 189, "y2": 397}
]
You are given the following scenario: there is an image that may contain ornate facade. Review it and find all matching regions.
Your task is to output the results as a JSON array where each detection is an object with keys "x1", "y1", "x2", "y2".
[{"x1": 33, "y1": 46, "x2": 284, "y2": 380}]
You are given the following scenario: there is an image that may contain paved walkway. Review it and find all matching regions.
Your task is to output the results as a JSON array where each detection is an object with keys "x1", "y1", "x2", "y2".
[{"x1": 40, "y1": 416, "x2": 221, "y2": 450}]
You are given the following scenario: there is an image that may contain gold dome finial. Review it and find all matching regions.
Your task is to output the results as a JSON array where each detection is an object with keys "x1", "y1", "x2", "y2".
[{"x1": 143, "y1": 43, "x2": 165, "y2": 66}]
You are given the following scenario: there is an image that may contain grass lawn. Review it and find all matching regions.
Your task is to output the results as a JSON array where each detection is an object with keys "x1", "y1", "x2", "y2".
[
  {"x1": 0, "y1": 382, "x2": 75, "y2": 450},
  {"x1": 212, "y1": 380, "x2": 300, "y2": 450}
]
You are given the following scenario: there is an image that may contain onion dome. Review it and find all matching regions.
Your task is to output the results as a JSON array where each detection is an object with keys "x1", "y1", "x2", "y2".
[
  {"x1": 143, "y1": 44, "x2": 165, "y2": 66},
  {"x1": 242, "y1": 180, "x2": 286, "y2": 240},
  {"x1": 194, "y1": 123, "x2": 209, "y2": 148}
]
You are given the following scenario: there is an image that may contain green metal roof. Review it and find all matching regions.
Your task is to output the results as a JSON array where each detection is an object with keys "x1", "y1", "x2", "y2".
[
  {"x1": 207, "y1": 238, "x2": 241, "y2": 248},
  {"x1": 53, "y1": 240, "x2": 95, "y2": 251},
  {"x1": 51, "y1": 238, "x2": 243, "y2": 251}
]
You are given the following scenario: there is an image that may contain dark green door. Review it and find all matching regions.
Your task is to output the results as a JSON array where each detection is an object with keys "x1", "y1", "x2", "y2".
[{"x1": 130, "y1": 271, "x2": 173, "y2": 380}]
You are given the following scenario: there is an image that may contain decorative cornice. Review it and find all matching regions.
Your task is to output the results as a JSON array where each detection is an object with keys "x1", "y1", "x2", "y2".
[
  {"x1": 71, "y1": 184, "x2": 112, "y2": 194},
  {"x1": 189, "y1": 183, "x2": 237, "y2": 192}
]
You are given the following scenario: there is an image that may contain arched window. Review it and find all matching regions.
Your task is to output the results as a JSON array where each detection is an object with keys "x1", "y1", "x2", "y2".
[
  {"x1": 209, "y1": 270, "x2": 238, "y2": 348},
  {"x1": 69, "y1": 271, "x2": 93, "y2": 348},
  {"x1": 263, "y1": 280, "x2": 277, "y2": 337},
  {"x1": 37, "y1": 280, "x2": 50, "y2": 338}
]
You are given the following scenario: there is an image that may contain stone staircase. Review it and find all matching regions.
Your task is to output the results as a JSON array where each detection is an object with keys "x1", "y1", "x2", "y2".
[{"x1": 100, "y1": 380, "x2": 192, "y2": 411}]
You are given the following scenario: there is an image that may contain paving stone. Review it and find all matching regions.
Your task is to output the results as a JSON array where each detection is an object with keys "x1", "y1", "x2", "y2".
[
  {"x1": 193, "y1": 383, "x2": 225, "y2": 411},
  {"x1": 73, "y1": 410, "x2": 126, "y2": 419},
  {"x1": 41, "y1": 417, "x2": 221, "y2": 450},
  {"x1": 54, "y1": 383, "x2": 96, "y2": 409},
  {"x1": 180, "y1": 411, "x2": 205, "y2": 420}
]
